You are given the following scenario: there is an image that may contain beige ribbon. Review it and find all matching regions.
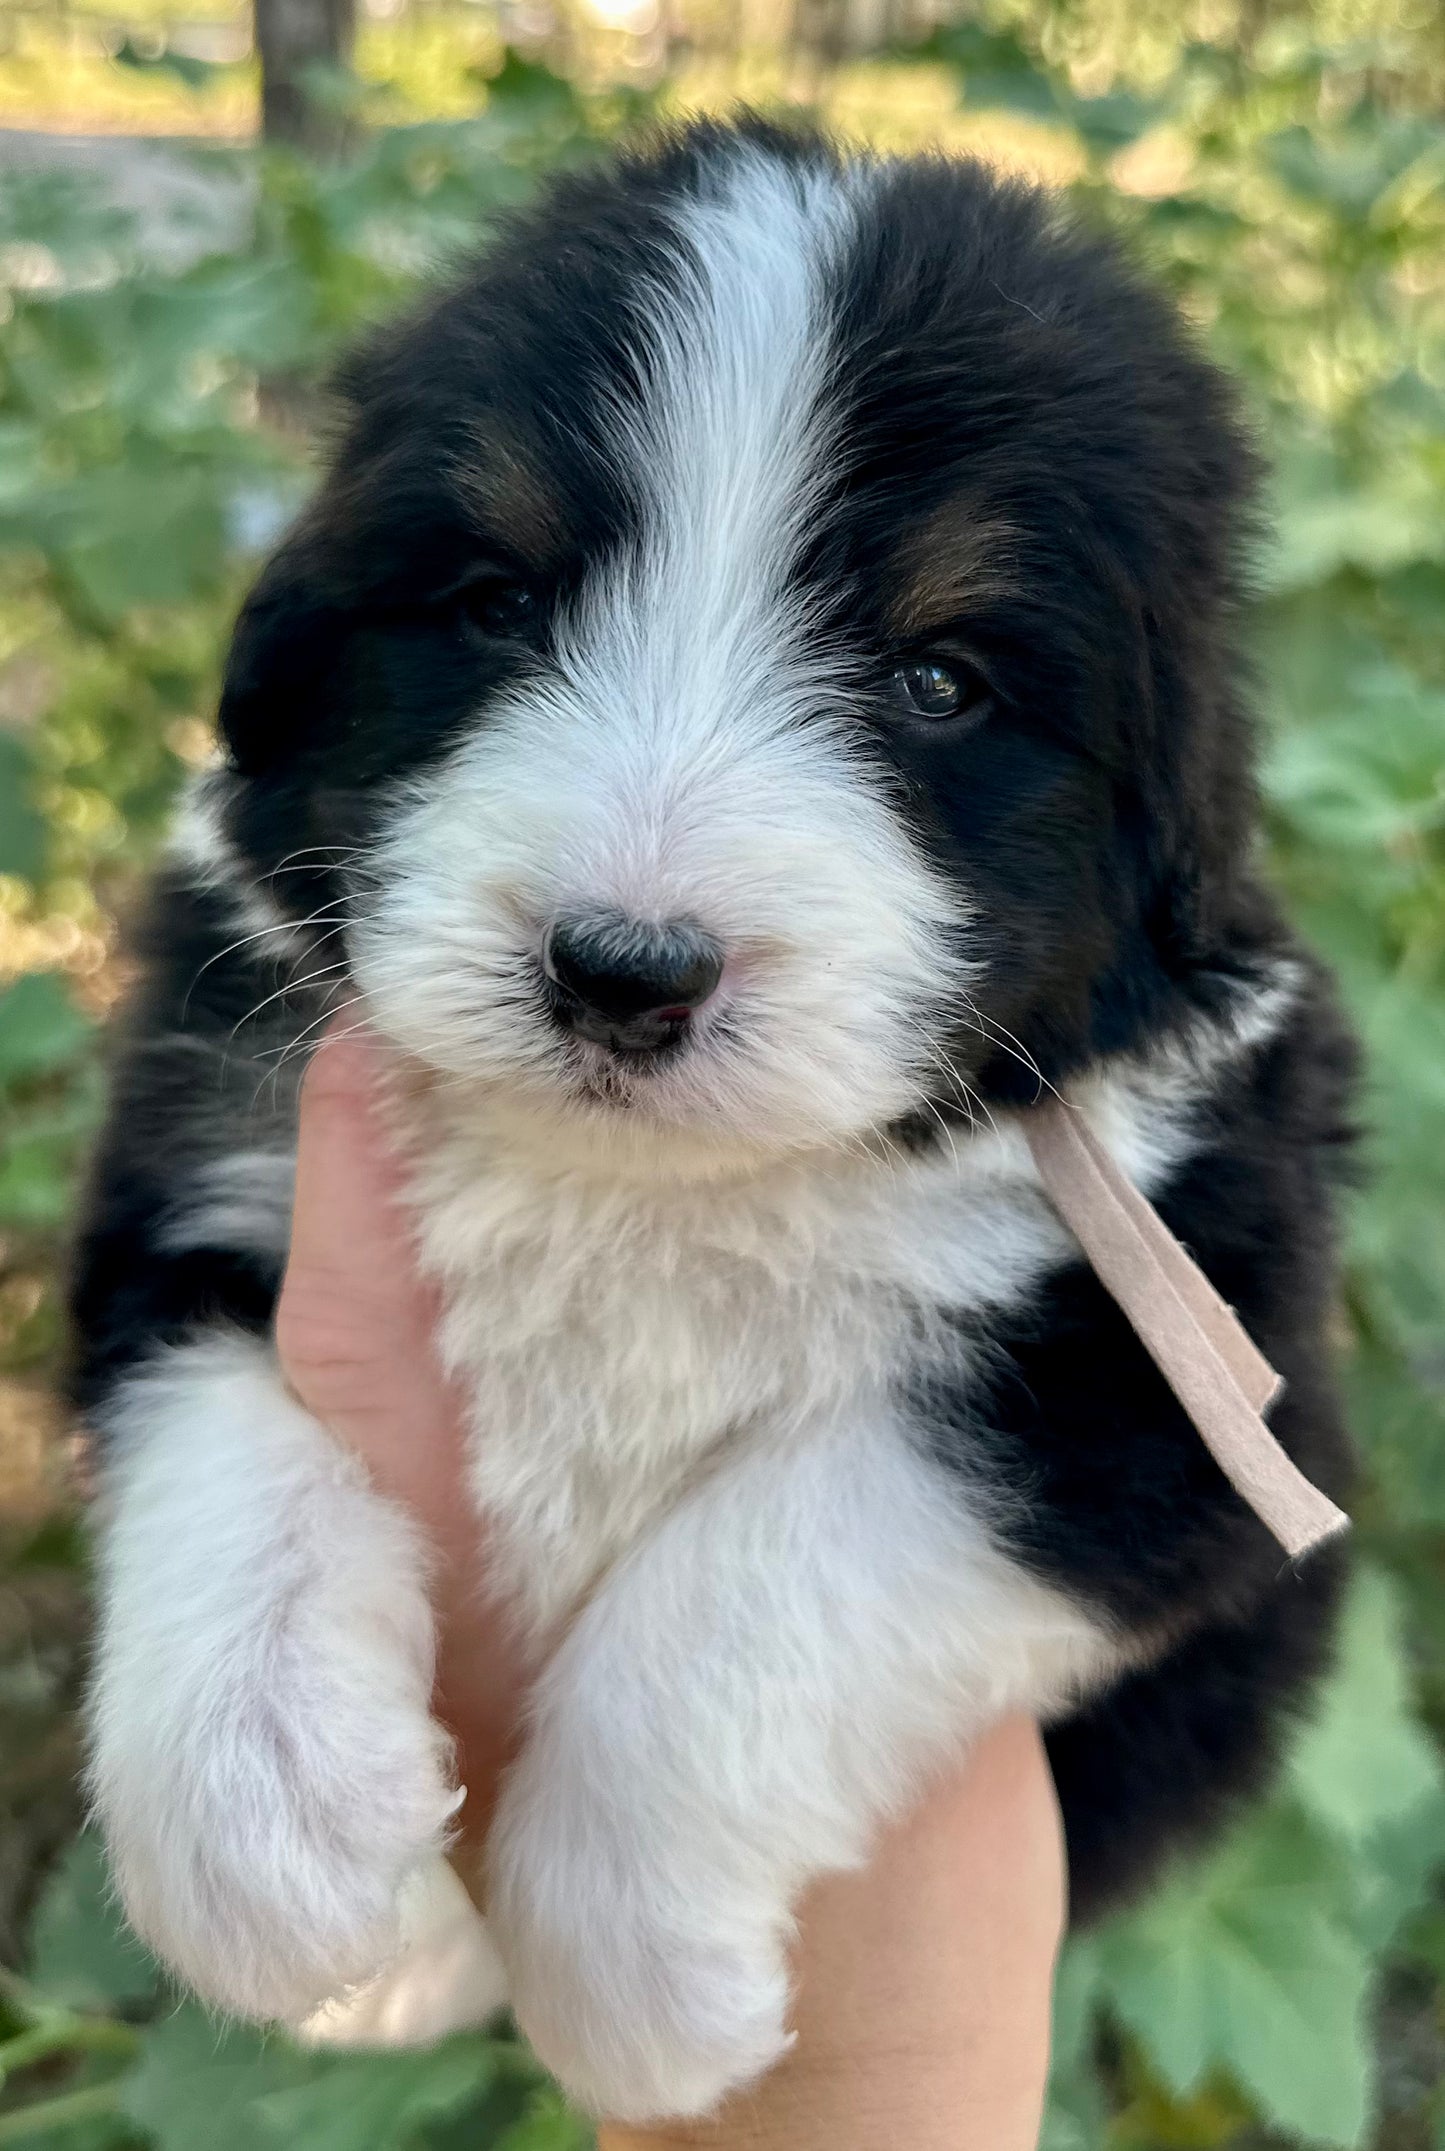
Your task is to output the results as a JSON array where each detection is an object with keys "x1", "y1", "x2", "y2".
[{"x1": 1024, "y1": 1099, "x2": 1349, "y2": 1562}]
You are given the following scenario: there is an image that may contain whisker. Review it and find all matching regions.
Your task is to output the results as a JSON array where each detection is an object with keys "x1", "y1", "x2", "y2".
[
  {"x1": 956, "y1": 991, "x2": 1058, "y2": 1103},
  {"x1": 265, "y1": 862, "x2": 367, "y2": 883},
  {"x1": 258, "y1": 994, "x2": 367, "y2": 1072},
  {"x1": 890, "y1": 1014, "x2": 1002, "y2": 1149},
  {"x1": 916, "y1": 1087, "x2": 964, "y2": 1164},
  {"x1": 268, "y1": 843, "x2": 366, "y2": 871},
  {"x1": 181, "y1": 905, "x2": 352, "y2": 1020},
  {"x1": 955, "y1": 1079, "x2": 999, "y2": 1141},
  {"x1": 264, "y1": 845, "x2": 371, "y2": 890},
  {"x1": 229, "y1": 959, "x2": 351, "y2": 1044},
  {"x1": 250, "y1": 993, "x2": 369, "y2": 1113}
]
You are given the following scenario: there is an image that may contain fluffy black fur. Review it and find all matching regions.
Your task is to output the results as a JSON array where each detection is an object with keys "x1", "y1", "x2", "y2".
[{"x1": 71, "y1": 116, "x2": 1357, "y2": 1921}]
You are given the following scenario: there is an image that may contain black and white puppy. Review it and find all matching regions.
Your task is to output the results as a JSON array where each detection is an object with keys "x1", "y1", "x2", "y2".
[{"x1": 71, "y1": 118, "x2": 1357, "y2": 2122}]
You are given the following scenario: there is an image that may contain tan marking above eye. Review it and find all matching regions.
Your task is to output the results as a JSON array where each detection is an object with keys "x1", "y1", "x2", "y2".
[
  {"x1": 886, "y1": 505, "x2": 1022, "y2": 637},
  {"x1": 449, "y1": 433, "x2": 567, "y2": 574}
]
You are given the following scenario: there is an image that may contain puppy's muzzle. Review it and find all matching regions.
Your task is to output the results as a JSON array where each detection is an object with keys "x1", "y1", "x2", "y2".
[{"x1": 543, "y1": 912, "x2": 724, "y2": 1057}]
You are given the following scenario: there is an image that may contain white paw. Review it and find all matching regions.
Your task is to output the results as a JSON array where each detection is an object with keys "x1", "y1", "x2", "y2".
[
  {"x1": 89, "y1": 1335, "x2": 459, "y2": 2022},
  {"x1": 488, "y1": 1753, "x2": 793, "y2": 2123},
  {"x1": 298, "y1": 1859, "x2": 510, "y2": 2049},
  {"x1": 92, "y1": 1618, "x2": 458, "y2": 2022}
]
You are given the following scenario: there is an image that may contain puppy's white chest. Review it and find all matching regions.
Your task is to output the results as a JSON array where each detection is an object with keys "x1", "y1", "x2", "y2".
[
  {"x1": 406, "y1": 1116, "x2": 1072, "y2": 1635},
  {"x1": 452, "y1": 1235, "x2": 798, "y2": 1624}
]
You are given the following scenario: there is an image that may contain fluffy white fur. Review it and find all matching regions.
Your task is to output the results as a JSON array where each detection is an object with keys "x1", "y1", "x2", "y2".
[
  {"x1": 169, "y1": 775, "x2": 307, "y2": 960},
  {"x1": 404, "y1": 1046, "x2": 1220, "y2": 1640},
  {"x1": 156, "y1": 1148, "x2": 296, "y2": 1259},
  {"x1": 299, "y1": 1861, "x2": 509, "y2": 2050},
  {"x1": 89, "y1": 1333, "x2": 458, "y2": 2021}
]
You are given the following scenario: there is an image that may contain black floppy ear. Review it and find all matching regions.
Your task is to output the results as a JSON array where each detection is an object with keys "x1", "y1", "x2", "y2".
[{"x1": 218, "y1": 533, "x2": 345, "y2": 778}]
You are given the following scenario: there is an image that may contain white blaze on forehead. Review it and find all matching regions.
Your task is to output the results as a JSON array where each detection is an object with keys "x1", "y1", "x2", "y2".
[
  {"x1": 549, "y1": 147, "x2": 860, "y2": 815},
  {"x1": 617, "y1": 148, "x2": 852, "y2": 627}
]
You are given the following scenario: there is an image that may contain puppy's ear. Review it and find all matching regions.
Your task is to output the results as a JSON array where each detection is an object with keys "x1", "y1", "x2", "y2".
[{"x1": 218, "y1": 533, "x2": 345, "y2": 778}]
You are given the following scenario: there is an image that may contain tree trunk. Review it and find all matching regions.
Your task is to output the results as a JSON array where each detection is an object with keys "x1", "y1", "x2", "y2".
[{"x1": 254, "y1": 0, "x2": 355, "y2": 153}]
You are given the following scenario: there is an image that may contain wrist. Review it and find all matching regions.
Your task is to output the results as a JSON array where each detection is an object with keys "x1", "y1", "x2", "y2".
[
  {"x1": 593, "y1": 1722, "x2": 1061, "y2": 2151},
  {"x1": 594, "y1": 2047, "x2": 988, "y2": 2151}
]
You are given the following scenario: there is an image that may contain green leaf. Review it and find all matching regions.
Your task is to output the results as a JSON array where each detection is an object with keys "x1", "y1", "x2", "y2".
[
  {"x1": 1069, "y1": 88, "x2": 1161, "y2": 153},
  {"x1": 254, "y1": 2037, "x2": 497, "y2": 2151},
  {"x1": 1291, "y1": 1567, "x2": 1445, "y2": 1846},
  {"x1": 112, "y1": 37, "x2": 224, "y2": 93},
  {"x1": 928, "y1": 24, "x2": 1061, "y2": 123},
  {"x1": 1094, "y1": 1809, "x2": 1372, "y2": 2145},
  {"x1": 50, "y1": 470, "x2": 230, "y2": 622},
  {"x1": 119, "y1": 2009, "x2": 313, "y2": 2151},
  {"x1": 488, "y1": 2088, "x2": 593, "y2": 2151},
  {"x1": 1038, "y1": 2070, "x2": 1108, "y2": 2151},
  {"x1": 1347, "y1": 1789, "x2": 1445, "y2": 1955},
  {"x1": 1041, "y1": 1941, "x2": 1108, "y2": 2151},
  {"x1": 26, "y1": 1835, "x2": 159, "y2": 2014},
  {"x1": 0, "y1": 735, "x2": 46, "y2": 882},
  {"x1": 0, "y1": 2090, "x2": 142, "y2": 2148},
  {"x1": 480, "y1": 49, "x2": 581, "y2": 124},
  {"x1": 0, "y1": 1109, "x2": 92, "y2": 1228},
  {"x1": 1049, "y1": 1936, "x2": 1103, "y2": 2078},
  {"x1": 0, "y1": 975, "x2": 92, "y2": 1088}
]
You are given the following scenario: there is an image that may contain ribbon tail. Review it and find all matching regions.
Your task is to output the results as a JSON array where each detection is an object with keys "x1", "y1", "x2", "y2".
[{"x1": 1024, "y1": 1100, "x2": 1349, "y2": 1563}]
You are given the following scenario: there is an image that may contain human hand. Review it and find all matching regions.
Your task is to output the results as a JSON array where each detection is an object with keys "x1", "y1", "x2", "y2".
[{"x1": 276, "y1": 1030, "x2": 1065, "y2": 2150}]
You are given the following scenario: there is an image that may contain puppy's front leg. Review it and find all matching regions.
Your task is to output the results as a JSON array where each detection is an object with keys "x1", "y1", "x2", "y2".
[
  {"x1": 88, "y1": 1333, "x2": 458, "y2": 2021},
  {"x1": 489, "y1": 1411, "x2": 1113, "y2": 2123}
]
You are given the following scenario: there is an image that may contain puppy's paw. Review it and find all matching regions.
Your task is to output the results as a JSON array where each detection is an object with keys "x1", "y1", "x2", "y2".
[
  {"x1": 93, "y1": 1624, "x2": 458, "y2": 2022},
  {"x1": 89, "y1": 1335, "x2": 457, "y2": 2021},
  {"x1": 489, "y1": 1761, "x2": 793, "y2": 2123}
]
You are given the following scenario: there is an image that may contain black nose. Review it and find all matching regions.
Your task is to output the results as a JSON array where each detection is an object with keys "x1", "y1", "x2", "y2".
[{"x1": 543, "y1": 913, "x2": 724, "y2": 1053}]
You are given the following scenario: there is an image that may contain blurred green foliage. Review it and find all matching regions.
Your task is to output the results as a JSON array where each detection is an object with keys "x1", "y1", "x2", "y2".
[{"x1": 1, "y1": 9, "x2": 1443, "y2": 2147}]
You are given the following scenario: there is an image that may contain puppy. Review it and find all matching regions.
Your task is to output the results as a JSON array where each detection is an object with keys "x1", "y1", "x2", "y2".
[{"x1": 71, "y1": 118, "x2": 1356, "y2": 2122}]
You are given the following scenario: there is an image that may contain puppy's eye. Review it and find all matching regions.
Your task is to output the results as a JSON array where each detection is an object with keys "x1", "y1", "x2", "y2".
[
  {"x1": 888, "y1": 660, "x2": 990, "y2": 723},
  {"x1": 456, "y1": 577, "x2": 536, "y2": 638}
]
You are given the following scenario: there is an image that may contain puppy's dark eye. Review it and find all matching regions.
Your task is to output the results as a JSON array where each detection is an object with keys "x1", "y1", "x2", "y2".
[
  {"x1": 888, "y1": 660, "x2": 990, "y2": 723},
  {"x1": 456, "y1": 577, "x2": 536, "y2": 638}
]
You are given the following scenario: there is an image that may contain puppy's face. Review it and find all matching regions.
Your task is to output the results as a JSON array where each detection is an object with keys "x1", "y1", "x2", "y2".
[{"x1": 218, "y1": 126, "x2": 1256, "y2": 1171}]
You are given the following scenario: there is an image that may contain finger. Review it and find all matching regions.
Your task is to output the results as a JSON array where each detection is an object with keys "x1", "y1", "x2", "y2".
[
  {"x1": 277, "y1": 1025, "x2": 463, "y2": 1532},
  {"x1": 283, "y1": 1026, "x2": 428, "y2": 1343}
]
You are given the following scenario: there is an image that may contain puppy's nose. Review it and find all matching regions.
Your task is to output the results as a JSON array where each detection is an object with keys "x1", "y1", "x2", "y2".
[{"x1": 543, "y1": 914, "x2": 724, "y2": 1052}]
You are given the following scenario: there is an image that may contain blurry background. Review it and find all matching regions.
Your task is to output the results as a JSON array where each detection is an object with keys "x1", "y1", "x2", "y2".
[{"x1": 1, "y1": 3, "x2": 1443, "y2": 2146}]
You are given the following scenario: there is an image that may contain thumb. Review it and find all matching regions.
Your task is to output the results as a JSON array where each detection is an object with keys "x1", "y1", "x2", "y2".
[{"x1": 276, "y1": 1026, "x2": 463, "y2": 1530}]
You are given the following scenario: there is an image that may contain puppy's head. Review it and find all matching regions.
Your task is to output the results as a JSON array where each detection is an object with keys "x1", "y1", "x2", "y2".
[{"x1": 217, "y1": 120, "x2": 1261, "y2": 1173}]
